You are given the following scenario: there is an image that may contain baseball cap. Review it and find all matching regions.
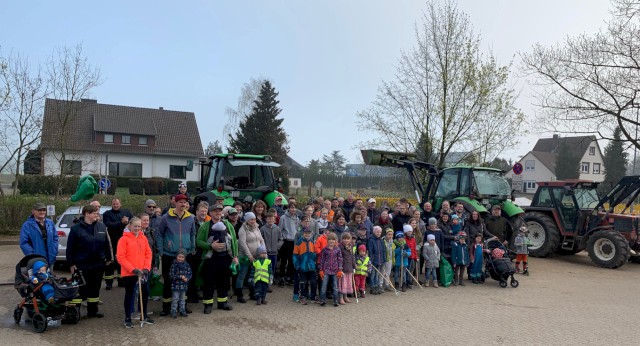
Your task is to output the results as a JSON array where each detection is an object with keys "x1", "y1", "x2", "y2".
[
  {"x1": 174, "y1": 194, "x2": 188, "y2": 202},
  {"x1": 178, "y1": 183, "x2": 187, "y2": 188},
  {"x1": 33, "y1": 202, "x2": 46, "y2": 210},
  {"x1": 208, "y1": 204, "x2": 224, "y2": 212},
  {"x1": 367, "y1": 198, "x2": 376, "y2": 203}
]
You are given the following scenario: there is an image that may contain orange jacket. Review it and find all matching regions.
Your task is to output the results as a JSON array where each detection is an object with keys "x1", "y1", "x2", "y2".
[
  {"x1": 116, "y1": 230, "x2": 152, "y2": 277},
  {"x1": 315, "y1": 234, "x2": 327, "y2": 263}
]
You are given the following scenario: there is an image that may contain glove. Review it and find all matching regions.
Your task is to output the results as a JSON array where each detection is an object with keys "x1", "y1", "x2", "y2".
[
  {"x1": 337, "y1": 271, "x2": 344, "y2": 278},
  {"x1": 319, "y1": 271, "x2": 325, "y2": 280},
  {"x1": 133, "y1": 269, "x2": 143, "y2": 277}
]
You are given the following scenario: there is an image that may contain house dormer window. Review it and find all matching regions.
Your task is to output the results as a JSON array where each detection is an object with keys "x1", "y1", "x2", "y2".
[
  {"x1": 139, "y1": 136, "x2": 147, "y2": 145},
  {"x1": 589, "y1": 146, "x2": 595, "y2": 155},
  {"x1": 122, "y1": 135, "x2": 131, "y2": 145},
  {"x1": 104, "y1": 133, "x2": 113, "y2": 143}
]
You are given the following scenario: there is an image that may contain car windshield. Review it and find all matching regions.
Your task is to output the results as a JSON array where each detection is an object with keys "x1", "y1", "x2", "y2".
[
  {"x1": 573, "y1": 188, "x2": 600, "y2": 209},
  {"x1": 473, "y1": 170, "x2": 511, "y2": 197}
]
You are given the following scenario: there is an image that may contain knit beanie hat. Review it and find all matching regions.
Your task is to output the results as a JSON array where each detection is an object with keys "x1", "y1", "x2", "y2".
[
  {"x1": 358, "y1": 244, "x2": 366, "y2": 253},
  {"x1": 428, "y1": 217, "x2": 437, "y2": 225},
  {"x1": 212, "y1": 222, "x2": 226, "y2": 231},
  {"x1": 403, "y1": 224, "x2": 413, "y2": 234},
  {"x1": 427, "y1": 234, "x2": 435, "y2": 241},
  {"x1": 178, "y1": 248, "x2": 187, "y2": 256},
  {"x1": 395, "y1": 231, "x2": 405, "y2": 239},
  {"x1": 145, "y1": 199, "x2": 157, "y2": 208},
  {"x1": 244, "y1": 212, "x2": 256, "y2": 220},
  {"x1": 451, "y1": 214, "x2": 459, "y2": 220},
  {"x1": 33, "y1": 260, "x2": 46, "y2": 272},
  {"x1": 257, "y1": 245, "x2": 267, "y2": 254}
]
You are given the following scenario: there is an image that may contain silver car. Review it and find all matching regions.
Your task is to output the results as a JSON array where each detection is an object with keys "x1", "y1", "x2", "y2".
[{"x1": 55, "y1": 206, "x2": 110, "y2": 263}]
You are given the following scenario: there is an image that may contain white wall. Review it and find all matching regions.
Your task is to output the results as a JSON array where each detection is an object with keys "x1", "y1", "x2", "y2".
[
  {"x1": 42, "y1": 150, "x2": 200, "y2": 182},
  {"x1": 578, "y1": 140, "x2": 605, "y2": 182}
]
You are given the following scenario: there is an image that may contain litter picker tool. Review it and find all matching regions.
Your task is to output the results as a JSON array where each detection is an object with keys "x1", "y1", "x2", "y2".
[
  {"x1": 138, "y1": 276, "x2": 144, "y2": 327},
  {"x1": 351, "y1": 275, "x2": 359, "y2": 304},
  {"x1": 371, "y1": 265, "x2": 399, "y2": 296}
]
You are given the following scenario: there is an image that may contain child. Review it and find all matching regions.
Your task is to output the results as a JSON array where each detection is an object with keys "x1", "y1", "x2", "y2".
[
  {"x1": 251, "y1": 245, "x2": 273, "y2": 305},
  {"x1": 293, "y1": 227, "x2": 317, "y2": 305},
  {"x1": 354, "y1": 244, "x2": 371, "y2": 297},
  {"x1": 338, "y1": 233, "x2": 356, "y2": 304},
  {"x1": 403, "y1": 224, "x2": 417, "y2": 289},
  {"x1": 260, "y1": 212, "x2": 282, "y2": 290},
  {"x1": 451, "y1": 214, "x2": 462, "y2": 237},
  {"x1": 393, "y1": 232, "x2": 411, "y2": 292},
  {"x1": 31, "y1": 261, "x2": 55, "y2": 303},
  {"x1": 355, "y1": 226, "x2": 368, "y2": 249},
  {"x1": 451, "y1": 232, "x2": 469, "y2": 286},
  {"x1": 422, "y1": 234, "x2": 441, "y2": 288},
  {"x1": 318, "y1": 233, "x2": 343, "y2": 307},
  {"x1": 469, "y1": 234, "x2": 487, "y2": 284},
  {"x1": 169, "y1": 249, "x2": 192, "y2": 318},
  {"x1": 382, "y1": 229, "x2": 395, "y2": 291},
  {"x1": 366, "y1": 226, "x2": 386, "y2": 295},
  {"x1": 514, "y1": 226, "x2": 532, "y2": 275}
]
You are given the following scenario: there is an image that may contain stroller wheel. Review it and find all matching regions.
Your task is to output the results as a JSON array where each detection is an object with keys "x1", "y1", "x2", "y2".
[
  {"x1": 32, "y1": 313, "x2": 47, "y2": 333},
  {"x1": 499, "y1": 280, "x2": 508, "y2": 288},
  {"x1": 13, "y1": 307, "x2": 23, "y2": 324},
  {"x1": 62, "y1": 306, "x2": 80, "y2": 324},
  {"x1": 510, "y1": 279, "x2": 519, "y2": 288}
]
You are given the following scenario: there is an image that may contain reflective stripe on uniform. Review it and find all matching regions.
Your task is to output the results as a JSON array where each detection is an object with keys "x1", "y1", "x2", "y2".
[
  {"x1": 163, "y1": 297, "x2": 173, "y2": 303},
  {"x1": 202, "y1": 298, "x2": 215, "y2": 304},
  {"x1": 103, "y1": 275, "x2": 114, "y2": 280},
  {"x1": 87, "y1": 297, "x2": 100, "y2": 303},
  {"x1": 71, "y1": 299, "x2": 83, "y2": 304},
  {"x1": 217, "y1": 297, "x2": 228, "y2": 303},
  {"x1": 355, "y1": 257, "x2": 370, "y2": 276}
]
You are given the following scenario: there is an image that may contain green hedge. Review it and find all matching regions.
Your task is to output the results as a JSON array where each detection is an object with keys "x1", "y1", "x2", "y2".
[
  {"x1": 0, "y1": 194, "x2": 172, "y2": 235},
  {"x1": 18, "y1": 175, "x2": 80, "y2": 195},
  {"x1": 129, "y1": 179, "x2": 144, "y2": 195}
]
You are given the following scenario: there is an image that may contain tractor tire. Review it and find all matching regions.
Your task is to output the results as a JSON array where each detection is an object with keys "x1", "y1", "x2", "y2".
[
  {"x1": 586, "y1": 230, "x2": 630, "y2": 269},
  {"x1": 522, "y1": 212, "x2": 559, "y2": 258}
]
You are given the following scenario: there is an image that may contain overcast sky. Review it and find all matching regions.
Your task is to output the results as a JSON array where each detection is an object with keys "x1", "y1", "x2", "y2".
[{"x1": 2, "y1": 0, "x2": 613, "y2": 166}]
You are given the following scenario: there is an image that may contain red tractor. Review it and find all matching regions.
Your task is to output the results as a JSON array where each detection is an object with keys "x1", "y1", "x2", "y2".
[{"x1": 523, "y1": 177, "x2": 640, "y2": 268}]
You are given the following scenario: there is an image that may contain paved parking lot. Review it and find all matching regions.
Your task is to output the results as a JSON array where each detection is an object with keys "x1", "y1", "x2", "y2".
[{"x1": 1, "y1": 244, "x2": 639, "y2": 345}]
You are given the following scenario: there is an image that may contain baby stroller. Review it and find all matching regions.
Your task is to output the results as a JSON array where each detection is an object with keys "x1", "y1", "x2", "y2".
[
  {"x1": 483, "y1": 239, "x2": 519, "y2": 288},
  {"x1": 13, "y1": 254, "x2": 85, "y2": 333}
]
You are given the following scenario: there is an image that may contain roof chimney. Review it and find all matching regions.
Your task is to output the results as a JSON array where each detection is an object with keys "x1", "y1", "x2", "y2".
[
  {"x1": 159, "y1": 107, "x2": 164, "y2": 110},
  {"x1": 81, "y1": 98, "x2": 97, "y2": 103},
  {"x1": 552, "y1": 134, "x2": 559, "y2": 139}
]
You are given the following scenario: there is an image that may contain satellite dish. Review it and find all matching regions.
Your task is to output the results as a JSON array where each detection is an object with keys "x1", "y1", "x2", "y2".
[{"x1": 314, "y1": 181, "x2": 323, "y2": 189}]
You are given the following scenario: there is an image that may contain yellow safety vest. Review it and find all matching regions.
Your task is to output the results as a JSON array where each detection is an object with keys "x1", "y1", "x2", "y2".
[
  {"x1": 253, "y1": 259, "x2": 272, "y2": 284},
  {"x1": 355, "y1": 256, "x2": 370, "y2": 276}
]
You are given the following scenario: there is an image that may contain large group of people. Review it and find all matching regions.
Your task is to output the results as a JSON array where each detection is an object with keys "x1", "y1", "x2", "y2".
[{"x1": 18, "y1": 190, "x2": 529, "y2": 328}]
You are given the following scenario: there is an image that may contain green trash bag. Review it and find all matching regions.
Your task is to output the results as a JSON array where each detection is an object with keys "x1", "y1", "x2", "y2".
[
  {"x1": 439, "y1": 256, "x2": 454, "y2": 287},
  {"x1": 149, "y1": 273, "x2": 163, "y2": 297},
  {"x1": 70, "y1": 175, "x2": 98, "y2": 202}
]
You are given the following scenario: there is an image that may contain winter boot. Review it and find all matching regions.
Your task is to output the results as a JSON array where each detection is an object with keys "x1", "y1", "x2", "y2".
[
  {"x1": 217, "y1": 301, "x2": 233, "y2": 311},
  {"x1": 248, "y1": 287, "x2": 256, "y2": 301},
  {"x1": 184, "y1": 303, "x2": 193, "y2": 314},
  {"x1": 160, "y1": 302, "x2": 171, "y2": 316},
  {"x1": 235, "y1": 288, "x2": 246, "y2": 303},
  {"x1": 458, "y1": 275, "x2": 465, "y2": 286},
  {"x1": 434, "y1": 280, "x2": 439, "y2": 288},
  {"x1": 401, "y1": 283, "x2": 407, "y2": 292},
  {"x1": 256, "y1": 297, "x2": 262, "y2": 305},
  {"x1": 360, "y1": 289, "x2": 366, "y2": 298},
  {"x1": 203, "y1": 304, "x2": 213, "y2": 314}
]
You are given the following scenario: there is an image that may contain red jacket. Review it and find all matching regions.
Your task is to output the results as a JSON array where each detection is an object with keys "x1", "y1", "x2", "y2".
[
  {"x1": 116, "y1": 230, "x2": 152, "y2": 277},
  {"x1": 405, "y1": 236, "x2": 418, "y2": 260}
]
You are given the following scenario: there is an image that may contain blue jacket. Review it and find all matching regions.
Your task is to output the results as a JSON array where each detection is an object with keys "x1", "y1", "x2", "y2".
[
  {"x1": 20, "y1": 216, "x2": 58, "y2": 265},
  {"x1": 169, "y1": 260, "x2": 192, "y2": 292},
  {"x1": 292, "y1": 236, "x2": 316, "y2": 272},
  {"x1": 367, "y1": 236, "x2": 386, "y2": 266},
  {"x1": 393, "y1": 241, "x2": 411, "y2": 267},
  {"x1": 451, "y1": 242, "x2": 470, "y2": 266},
  {"x1": 156, "y1": 209, "x2": 196, "y2": 257}
]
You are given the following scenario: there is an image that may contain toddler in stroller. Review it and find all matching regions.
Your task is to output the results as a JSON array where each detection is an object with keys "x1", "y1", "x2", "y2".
[
  {"x1": 13, "y1": 254, "x2": 84, "y2": 333},
  {"x1": 483, "y1": 239, "x2": 519, "y2": 288}
]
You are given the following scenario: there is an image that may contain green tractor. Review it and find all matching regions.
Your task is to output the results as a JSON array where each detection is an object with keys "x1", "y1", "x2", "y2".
[
  {"x1": 361, "y1": 149, "x2": 524, "y2": 227},
  {"x1": 194, "y1": 153, "x2": 287, "y2": 208}
]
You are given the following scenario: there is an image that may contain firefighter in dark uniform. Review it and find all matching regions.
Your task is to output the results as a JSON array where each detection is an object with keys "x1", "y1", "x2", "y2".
[
  {"x1": 102, "y1": 198, "x2": 133, "y2": 289},
  {"x1": 197, "y1": 204, "x2": 238, "y2": 314},
  {"x1": 67, "y1": 204, "x2": 113, "y2": 318}
]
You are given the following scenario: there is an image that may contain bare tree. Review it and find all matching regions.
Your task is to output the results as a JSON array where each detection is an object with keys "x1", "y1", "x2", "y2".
[
  {"x1": 46, "y1": 44, "x2": 101, "y2": 197},
  {"x1": 0, "y1": 53, "x2": 47, "y2": 195},
  {"x1": 223, "y1": 77, "x2": 267, "y2": 147},
  {"x1": 521, "y1": 0, "x2": 640, "y2": 149},
  {"x1": 356, "y1": 0, "x2": 524, "y2": 167}
]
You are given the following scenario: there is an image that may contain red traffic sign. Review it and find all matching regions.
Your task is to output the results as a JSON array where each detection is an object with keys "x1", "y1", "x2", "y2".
[{"x1": 513, "y1": 162, "x2": 524, "y2": 175}]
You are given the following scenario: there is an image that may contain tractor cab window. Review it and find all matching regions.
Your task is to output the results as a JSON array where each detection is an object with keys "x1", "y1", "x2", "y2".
[
  {"x1": 534, "y1": 188, "x2": 553, "y2": 207},
  {"x1": 551, "y1": 187, "x2": 578, "y2": 231},
  {"x1": 472, "y1": 170, "x2": 511, "y2": 198},
  {"x1": 460, "y1": 169, "x2": 471, "y2": 196},
  {"x1": 573, "y1": 188, "x2": 599, "y2": 209},
  {"x1": 436, "y1": 169, "x2": 459, "y2": 199},
  {"x1": 206, "y1": 158, "x2": 275, "y2": 191}
]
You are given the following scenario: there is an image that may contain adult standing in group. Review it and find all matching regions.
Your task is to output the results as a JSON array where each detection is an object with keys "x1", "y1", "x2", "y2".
[
  {"x1": 278, "y1": 203, "x2": 300, "y2": 286},
  {"x1": 420, "y1": 202, "x2": 437, "y2": 225},
  {"x1": 453, "y1": 203, "x2": 469, "y2": 227},
  {"x1": 19, "y1": 202, "x2": 58, "y2": 268},
  {"x1": 102, "y1": 198, "x2": 133, "y2": 289},
  {"x1": 67, "y1": 204, "x2": 112, "y2": 318},
  {"x1": 342, "y1": 195, "x2": 356, "y2": 222},
  {"x1": 235, "y1": 212, "x2": 265, "y2": 302},
  {"x1": 366, "y1": 198, "x2": 380, "y2": 224},
  {"x1": 197, "y1": 204, "x2": 238, "y2": 314},
  {"x1": 484, "y1": 205, "x2": 513, "y2": 246},
  {"x1": 187, "y1": 201, "x2": 210, "y2": 304},
  {"x1": 144, "y1": 199, "x2": 162, "y2": 230},
  {"x1": 157, "y1": 194, "x2": 197, "y2": 316},
  {"x1": 391, "y1": 202, "x2": 412, "y2": 232}
]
